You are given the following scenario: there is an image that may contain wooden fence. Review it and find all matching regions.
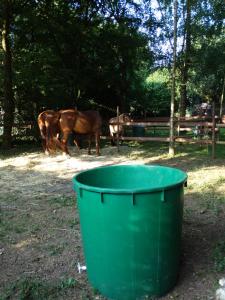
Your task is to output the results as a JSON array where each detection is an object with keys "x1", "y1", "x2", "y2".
[
  {"x1": 105, "y1": 114, "x2": 225, "y2": 158},
  {"x1": 0, "y1": 122, "x2": 35, "y2": 137}
]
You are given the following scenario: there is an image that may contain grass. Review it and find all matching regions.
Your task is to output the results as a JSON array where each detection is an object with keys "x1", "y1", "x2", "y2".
[
  {"x1": 0, "y1": 138, "x2": 225, "y2": 299},
  {"x1": 0, "y1": 211, "x2": 30, "y2": 240},
  {"x1": 213, "y1": 240, "x2": 225, "y2": 272},
  {"x1": 123, "y1": 125, "x2": 225, "y2": 160},
  {"x1": 48, "y1": 196, "x2": 75, "y2": 208},
  {"x1": 1, "y1": 131, "x2": 225, "y2": 161},
  {"x1": 0, "y1": 277, "x2": 78, "y2": 300},
  {"x1": 45, "y1": 244, "x2": 66, "y2": 256},
  {"x1": 0, "y1": 142, "x2": 41, "y2": 160},
  {"x1": 68, "y1": 218, "x2": 79, "y2": 228}
]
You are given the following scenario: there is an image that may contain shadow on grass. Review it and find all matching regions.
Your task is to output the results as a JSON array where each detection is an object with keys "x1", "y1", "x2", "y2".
[{"x1": 0, "y1": 143, "x2": 42, "y2": 160}]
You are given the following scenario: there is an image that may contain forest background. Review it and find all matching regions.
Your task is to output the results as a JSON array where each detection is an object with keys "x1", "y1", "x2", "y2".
[{"x1": 0, "y1": 0, "x2": 224, "y2": 148}]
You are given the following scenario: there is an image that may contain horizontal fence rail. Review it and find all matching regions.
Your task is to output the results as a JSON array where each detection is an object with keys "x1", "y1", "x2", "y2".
[{"x1": 105, "y1": 115, "x2": 225, "y2": 158}]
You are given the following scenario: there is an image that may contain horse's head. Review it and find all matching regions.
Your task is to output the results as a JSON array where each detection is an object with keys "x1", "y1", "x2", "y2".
[{"x1": 121, "y1": 113, "x2": 131, "y2": 123}]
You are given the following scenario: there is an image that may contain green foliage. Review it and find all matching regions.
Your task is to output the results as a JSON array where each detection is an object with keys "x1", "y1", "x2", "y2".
[
  {"x1": 145, "y1": 69, "x2": 171, "y2": 116},
  {"x1": 190, "y1": 35, "x2": 225, "y2": 102},
  {"x1": 1, "y1": 0, "x2": 225, "y2": 140},
  {"x1": 1, "y1": 0, "x2": 153, "y2": 122}
]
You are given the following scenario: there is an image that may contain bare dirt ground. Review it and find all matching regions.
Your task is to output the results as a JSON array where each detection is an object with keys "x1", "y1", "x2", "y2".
[{"x1": 0, "y1": 144, "x2": 225, "y2": 299}]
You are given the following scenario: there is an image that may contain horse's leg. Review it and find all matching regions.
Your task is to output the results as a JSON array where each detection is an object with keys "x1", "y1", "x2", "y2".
[
  {"x1": 40, "y1": 134, "x2": 48, "y2": 155},
  {"x1": 42, "y1": 138, "x2": 49, "y2": 155},
  {"x1": 113, "y1": 134, "x2": 116, "y2": 146},
  {"x1": 109, "y1": 125, "x2": 116, "y2": 146},
  {"x1": 45, "y1": 125, "x2": 54, "y2": 155},
  {"x1": 110, "y1": 132, "x2": 115, "y2": 146},
  {"x1": 39, "y1": 126, "x2": 49, "y2": 155},
  {"x1": 60, "y1": 131, "x2": 71, "y2": 156},
  {"x1": 52, "y1": 130, "x2": 70, "y2": 155},
  {"x1": 120, "y1": 128, "x2": 124, "y2": 145},
  {"x1": 52, "y1": 137, "x2": 64, "y2": 152},
  {"x1": 88, "y1": 135, "x2": 92, "y2": 155},
  {"x1": 46, "y1": 125, "x2": 58, "y2": 155},
  {"x1": 95, "y1": 132, "x2": 100, "y2": 155},
  {"x1": 74, "y1": 138, "x2": 80, "y2": 152}
]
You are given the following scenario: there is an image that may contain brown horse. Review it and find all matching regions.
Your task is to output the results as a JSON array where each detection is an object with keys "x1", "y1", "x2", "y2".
[
  {"x1": 37, "y1": 110, "x2": 61, "y2": 154},
  {"x1": 58, "y1": 109, "x2": 102, "y2": 155}
]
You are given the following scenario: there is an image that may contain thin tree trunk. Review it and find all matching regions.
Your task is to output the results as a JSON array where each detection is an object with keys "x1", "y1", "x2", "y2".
[
  {"x1": 169, "y1": 0, "x2": 178, "y2": 156},
  {"x1": 219, "y1": 75, "x2": 225, "y2": 119},
  {"x1": 2, "y1": 0, "x2": 14, "y2": 149},
  {"x1": 212, "y1": 101, "x2": 216, "y2": 159},
  {"x1": 179, "y1": 0, "x2": 191, "y2": 117}
]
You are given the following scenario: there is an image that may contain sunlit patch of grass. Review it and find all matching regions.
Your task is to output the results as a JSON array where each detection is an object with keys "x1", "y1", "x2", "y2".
[
  {"x1": 197, "y1": 178, "x2": 225, "y2": 209},
  {"x1": 125, "y1": 141, "x2": 169, "y2": 160},
  {"x1": 124, "y1": 140, "x2": 222, "y2": 161},
  {"x1": 176, "y1": 143, "x2": 210, "y2": 157}
]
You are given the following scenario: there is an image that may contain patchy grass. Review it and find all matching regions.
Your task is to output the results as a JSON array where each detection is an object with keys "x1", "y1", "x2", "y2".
[
  {"x1": 48, "y1": 196, "x2": 75, "y2": 208},
  {"x1": 0, "y1": 211, "x2": 31, "y2": 239},
  {"x1": 45, "y1": 243, "x2": 66, "y2": 256},
  {"x1": 0, "y1": 277, "x2": 78, "y2": 300},
  {"x1": 213, "y1": 241, "x2": 225, "y2": 272},
  {"x1": 0, "y1": 142, "x2": 225, "y2": 300}
]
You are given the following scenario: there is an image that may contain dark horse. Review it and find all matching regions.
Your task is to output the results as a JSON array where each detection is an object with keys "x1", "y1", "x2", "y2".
[
  {"x1": 37, "y1": 110, "x2": 61, "y2": 154},
  {"x1": 57, "y1": 109, "x2": 102, "y2": 156},
  {"x1": 109, "y1": 113, "x2": 131, "y2": 145}
]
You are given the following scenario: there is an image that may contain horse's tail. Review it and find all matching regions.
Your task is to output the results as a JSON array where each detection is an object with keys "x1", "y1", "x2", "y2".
[{"x1": 37, "y1": 113, "x2": 47, "y2": 140}]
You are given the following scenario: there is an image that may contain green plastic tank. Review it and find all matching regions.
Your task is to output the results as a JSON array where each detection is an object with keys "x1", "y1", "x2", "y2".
[{"x1": 72, "y1": 165, "x2": 187, "y2": 300}]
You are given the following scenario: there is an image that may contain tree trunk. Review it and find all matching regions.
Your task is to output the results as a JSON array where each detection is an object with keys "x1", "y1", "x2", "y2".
[
  {"x1": 179, "y1": 0, "x2": 191, "y2": 117},
  {"x1": 169, "y1": 0, "x2": 178, "y2": 156},
  {"x1": 219, "y1": 75, "x2": 225, "y2": 119},
  {"x1": 2, "y1": 0, "x2": 14, "y2": 149},
  {"x1": 118, "y1": 58, "x2": 128, "y2": 113}
]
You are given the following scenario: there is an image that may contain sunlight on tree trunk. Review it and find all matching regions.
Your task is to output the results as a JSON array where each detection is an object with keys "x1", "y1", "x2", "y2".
[{"x1": 169, "y1": 0, "x2": 178, "y2": 156}]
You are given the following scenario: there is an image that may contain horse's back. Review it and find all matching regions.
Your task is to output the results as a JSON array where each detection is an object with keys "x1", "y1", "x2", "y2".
[
  {"x1": 37, "y1": 110, "x2": 56, "y2": 134},
  {"x1": 59, "y1": 109, "x2": 77, "y2": 132},
  {"x1": 59, "y1": 109, "x2": 102, "y2": 134},
  {"x1": 75, "y1": 110, "x2": 102, "y2": 134},
  {"x1": 79, "y1": 110, "x2": 102, "y2": 126},
  {"x1": 38, "y1": 110, "x2": 60, "y2": 137},
  {"x1": 38, "y1": 110, "x2": 59, "y2": 126}
]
